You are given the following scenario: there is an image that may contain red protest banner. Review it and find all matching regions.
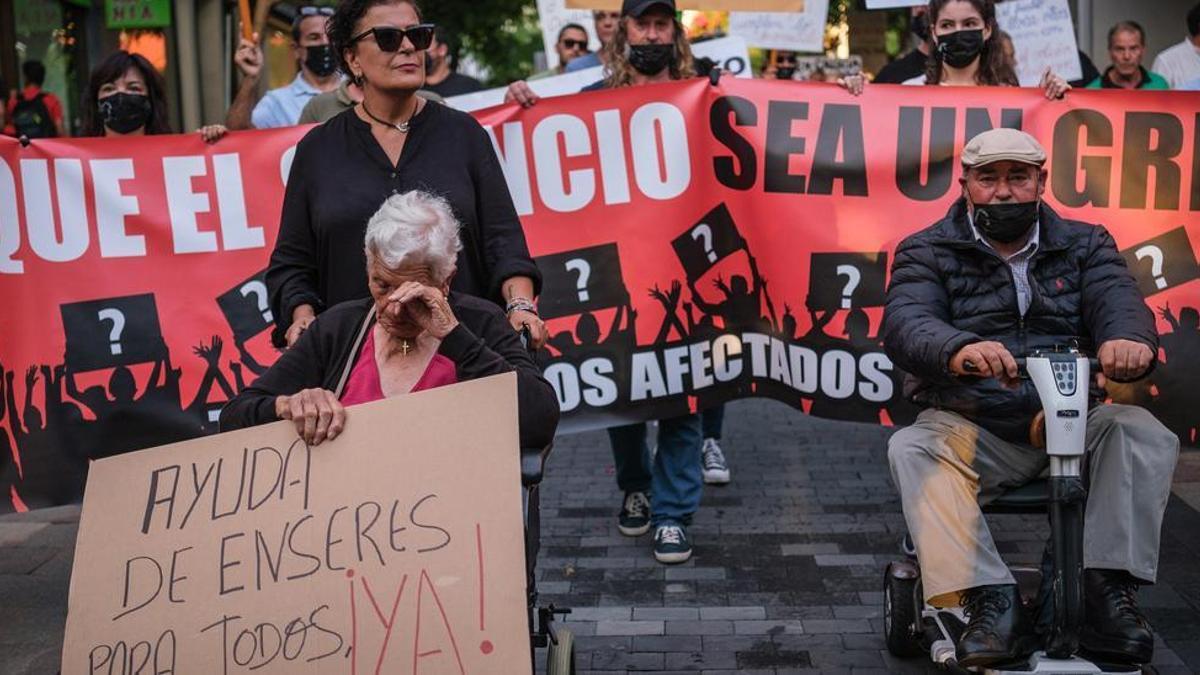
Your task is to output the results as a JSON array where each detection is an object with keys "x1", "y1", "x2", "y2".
[{"x1": 2, "y1": 80, "x2": 1198, "y2": 512}]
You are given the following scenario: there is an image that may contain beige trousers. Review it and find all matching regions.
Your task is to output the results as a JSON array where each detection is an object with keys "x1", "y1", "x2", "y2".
[{"x1": 888, "y1": 405, "x2": 1179, "y2": 601}]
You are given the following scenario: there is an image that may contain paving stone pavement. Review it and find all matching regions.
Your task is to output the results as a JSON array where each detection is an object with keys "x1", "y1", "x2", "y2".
[
  {"x1": 529, "y1": 399, "x2": 1200, "y2": 674},
  {"x1": 1, "y1": 399, "x2": 1199, "y2": 674}
]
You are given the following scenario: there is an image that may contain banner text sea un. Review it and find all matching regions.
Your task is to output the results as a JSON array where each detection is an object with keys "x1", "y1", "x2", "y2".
[{"x1": 479, "y1": 81, "x2": 1200, "y2": 217}]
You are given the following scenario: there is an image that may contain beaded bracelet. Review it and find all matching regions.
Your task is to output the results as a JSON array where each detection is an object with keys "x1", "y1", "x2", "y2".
[{"x1": 505, "y1": 297, "x2": 538, "y2": 316}]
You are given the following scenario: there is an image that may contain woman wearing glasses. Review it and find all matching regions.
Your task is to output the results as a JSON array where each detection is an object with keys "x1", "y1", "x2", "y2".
[{"x1": 268, "y1": 0, "x2": 545, "y2": 350}]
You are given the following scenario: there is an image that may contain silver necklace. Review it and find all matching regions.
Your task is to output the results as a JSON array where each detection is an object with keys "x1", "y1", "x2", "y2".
[{"x1": 362, "y1": 100, "x2": 416, "y2": 133}]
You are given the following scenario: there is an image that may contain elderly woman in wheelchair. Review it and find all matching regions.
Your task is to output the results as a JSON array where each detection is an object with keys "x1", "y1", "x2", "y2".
[
  {"x1": 219, "y1": 190, "x2": 558, "y2": 449},
  {"x1": 221, "y1": 190, "x2": 571, "y2": 672}
]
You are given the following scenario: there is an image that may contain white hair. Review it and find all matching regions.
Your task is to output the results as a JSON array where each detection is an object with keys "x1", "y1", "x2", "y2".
[{"x1": 363, "y1": 191, "x2": 463, "y2": 283}]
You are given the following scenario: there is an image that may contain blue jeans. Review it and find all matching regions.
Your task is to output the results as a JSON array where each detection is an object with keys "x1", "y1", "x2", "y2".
[
  {"x1": 607, "y1": 413, "x2": 703, "y2": 526},
  {"x1": 702, "y1": 404, "x2": 724, "y2": 440}
]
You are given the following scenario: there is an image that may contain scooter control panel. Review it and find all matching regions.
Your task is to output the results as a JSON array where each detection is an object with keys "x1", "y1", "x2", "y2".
[{"x1": 1050, "y1": 360, "x2": 1077, "y2": 396}]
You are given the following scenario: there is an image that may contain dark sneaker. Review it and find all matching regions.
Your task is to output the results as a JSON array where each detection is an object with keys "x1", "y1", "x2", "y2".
[
  {"x1": 956, "y1": 584, "x2": 1037, "y2": 668},
  {"x1": 653, "y1": 523, "x2": 692, "y2": 564},
  {"x1": 701, "y1": 438, "x2": 731, "y2": 484},
  {"x1": 618, "y1": 491, "x2": 651, "y2": 536},
  {"x1": 1080, "y1": 569, "x2": 1154, "y2": 664}
]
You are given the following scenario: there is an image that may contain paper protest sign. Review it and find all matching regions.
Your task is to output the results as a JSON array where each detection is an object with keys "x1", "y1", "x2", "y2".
[
  {"x1": 729, "y1": 0, "x2": 829, "y2": 52},
  {"x1": 863, "y1": 0, "x2": 923, "y2": 8},
  {"x1": 996, "y1": 0, "x2": 1082, "y2": 86},
  {"x1": 61, "y1": 373, "x2": 530, "y2": 674},
  {"x1": 535, "y1": 0, "x2": 599, "y2": 70},
  {"x1": 445, "y1": 36, "x2": 753, "y2": 112}
]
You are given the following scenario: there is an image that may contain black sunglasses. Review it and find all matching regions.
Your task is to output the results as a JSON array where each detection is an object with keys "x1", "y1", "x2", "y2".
[
  {"x1": 561, "y1": 38, "x2": 588, "y2": 50},
  {"x1": 351, "y1": 24, "x2": 436, "y2": 52}
]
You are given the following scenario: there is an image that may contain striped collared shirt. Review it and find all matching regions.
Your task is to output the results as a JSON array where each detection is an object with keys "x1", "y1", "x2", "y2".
[{"x1": 969, "y1": 216, "x2": 1041, "y2": 316}]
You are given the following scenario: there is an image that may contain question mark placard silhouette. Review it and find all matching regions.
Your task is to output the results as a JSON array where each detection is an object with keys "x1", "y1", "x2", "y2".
[
  {"x1": 807, "y1": 252, "x2": 889, "y2": 311},
  {"x1": 217, "y1": 270, "x2": 276, "y2": 342},
  {"x1": 96, "y1": 308, "x2": 126, "y2": 355},
  {"x1": 1134, "y1": 245, "x2": 1168, "y2": 290},
  {"x1": 240, "y1": 280, "x2": 274, "y2": 322},
  {"x1": 1120, "y1": 227, "x2": 1200, "y2": 298},
  {"x1": 533, "y1": 244, "x2": 628, "y2": 320},
  {"x1": 691, "y1": 224, "x2": 718, "y2": 263},
  {"x1": 835, "y1": 265, "x2": 862, "y2": 309},
  {"x1": 60, "y1": 294, "x2": 163, "y2": 371},
  {"x1": 564, "y1": 258, "x2": 592, "y2": 302},
  {"x1": 671, "y1": 203, "x2": 747, "y2": 281}
]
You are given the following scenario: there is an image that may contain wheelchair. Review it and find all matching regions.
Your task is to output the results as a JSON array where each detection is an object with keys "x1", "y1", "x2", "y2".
[
  {"x1": 522, "y1": 444, "x2": 575, "y2": 674},
  {"x1": 517, "y1": 327, "x2": 575, "y2": 674},
  {"x1": 882, "y1": 350, "x2": 1140, "y2": 674}
]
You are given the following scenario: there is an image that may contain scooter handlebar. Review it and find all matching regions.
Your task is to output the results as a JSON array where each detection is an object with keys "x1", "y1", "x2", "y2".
[{"x1": 963, "y1": 356, "x2": 1101, "y2": 377}]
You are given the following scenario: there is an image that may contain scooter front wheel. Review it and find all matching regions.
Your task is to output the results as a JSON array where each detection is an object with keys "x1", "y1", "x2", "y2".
[{"x1": 884, "y1": 562, "x2": 924, "y2": 657}]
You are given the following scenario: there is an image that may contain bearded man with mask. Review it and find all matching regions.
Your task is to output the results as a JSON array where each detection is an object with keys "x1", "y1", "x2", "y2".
[
  {"x1": 505, "y1": 0, "x2": 716, "y2": 565},
  {"x1": 227, "y1": 6, "x2": 341, "y2": 130},
  {"x1": 882, "y1": 128, "x2": 1178, "y2": 668}
]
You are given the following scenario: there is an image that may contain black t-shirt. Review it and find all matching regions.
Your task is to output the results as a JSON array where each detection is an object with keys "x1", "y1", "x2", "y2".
[
  {"x1": 266, "y1": 102, "x2": 540, "y2": 345},
  {"x1": 424, "y1": 72, "x2": 484, "y2": 98},
  {"x1": 874, "y1": 48, "x2": 928, "y2": 84}
]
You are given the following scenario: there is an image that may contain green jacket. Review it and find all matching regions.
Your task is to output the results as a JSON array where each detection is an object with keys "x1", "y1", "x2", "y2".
[{"x1": 1086, "y1": 66, "x2": 1170, "y2": 90}]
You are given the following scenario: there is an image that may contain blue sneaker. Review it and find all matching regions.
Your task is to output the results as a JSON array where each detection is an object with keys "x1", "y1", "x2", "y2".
[{"x1": 653, "y1": 523, "x2": 692, "y2": 564}]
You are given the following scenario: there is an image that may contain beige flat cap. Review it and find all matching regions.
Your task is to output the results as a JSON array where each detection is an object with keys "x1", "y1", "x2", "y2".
[{"x1": 961, "y1": 128, "x2": 1047, "y2": 168}]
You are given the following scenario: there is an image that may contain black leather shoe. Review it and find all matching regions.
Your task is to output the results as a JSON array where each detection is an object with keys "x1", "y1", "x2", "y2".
[
  {"x1": 956, "y1": 584, "x2": 1037, "y2": 668},
  {"x1": 1080, "y1": 569, "x2": 1154, "y2": 664}
]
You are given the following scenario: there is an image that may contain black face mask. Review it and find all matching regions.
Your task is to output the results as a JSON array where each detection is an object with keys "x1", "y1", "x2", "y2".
[
  {"x1": 936, "y1": 29, "x2": 985, "y2": 68},
  {"x1": 304, "y1": 44, "x2": 337, "y2": 77},
  {"x1": 99, "y1": 92, "x2": 151, "y2": 134},
  {"x1": 776, "y1": 66, "x2": 796, "y2": 80},
  {"x1": 973, "y1": 200, "x2": 1039, "y2": 243},
  {"x1": 911, "y1": 13, "x2": 931, "y2": 42},
  {"x1": 628, "y1": 43, "x2": 675, "y2": 76}
]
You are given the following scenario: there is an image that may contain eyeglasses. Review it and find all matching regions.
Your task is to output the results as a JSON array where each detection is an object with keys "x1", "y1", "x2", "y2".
[
  {"x1": 593, "y1": 11, "x2": 620, "y2": 20},
  {"x1": 561, "y1": 39, "x2": 588, "y2": 50},
  {"x1": 351, "y1": 24, "x2": 436, "y2": 52}
]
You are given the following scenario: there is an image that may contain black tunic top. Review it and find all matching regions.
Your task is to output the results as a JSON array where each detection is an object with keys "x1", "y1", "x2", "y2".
[{"x1": 267, "y1": 102, "x2": 540, "y2": 346}]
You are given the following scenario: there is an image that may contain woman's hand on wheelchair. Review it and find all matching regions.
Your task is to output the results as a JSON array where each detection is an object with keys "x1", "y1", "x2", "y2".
[{"x1": 275, "y1": 388, "x2": 345, "y2": 446}]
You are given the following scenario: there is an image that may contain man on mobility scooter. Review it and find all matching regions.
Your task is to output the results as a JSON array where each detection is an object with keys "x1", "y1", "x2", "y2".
[{"x1": 880, "y1": 128, "x2": 1179, "y2": 669}]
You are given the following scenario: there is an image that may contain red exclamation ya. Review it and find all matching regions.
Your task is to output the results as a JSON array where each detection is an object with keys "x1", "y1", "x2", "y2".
[{"x1": 477, "y1": 523, "x2": 493, "y2": 655}]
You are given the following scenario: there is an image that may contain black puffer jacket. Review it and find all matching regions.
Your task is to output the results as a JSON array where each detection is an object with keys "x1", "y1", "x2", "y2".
[{"x1": 883, "y1": 198, "x2": 1156, "y2": 442}]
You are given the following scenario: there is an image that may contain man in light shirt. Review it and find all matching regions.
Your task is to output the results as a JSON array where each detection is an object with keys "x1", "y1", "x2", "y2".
[{"x1": 1150, "y1": 3, "x2": 1200, "y2": 88}]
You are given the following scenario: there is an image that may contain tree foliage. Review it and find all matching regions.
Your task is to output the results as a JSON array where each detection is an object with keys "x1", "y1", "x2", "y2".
[{"x1": 421, "y1": 0, "x2": 544, "y2": 85}]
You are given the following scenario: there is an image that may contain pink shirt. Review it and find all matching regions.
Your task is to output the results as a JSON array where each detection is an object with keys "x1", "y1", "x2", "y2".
[{"x1": 339, "y1": 329, "x2": 458, "y2": 405}]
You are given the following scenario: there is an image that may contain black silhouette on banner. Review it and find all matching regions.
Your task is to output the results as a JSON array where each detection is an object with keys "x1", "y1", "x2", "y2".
[
  {"x1": 217, "y1": 269, "x2": 275, "y2": 343},
  {"x1": 1119, "y1": 227, "x2": 1200, "y2": 298},
  {"x1": 0, "y1": 287, "x2": 275, "y2": 512},
  {"x1": 671, "y1": 203, "x2": 747, "y2": 281},
  {"x1": 807, "y1": 252, "x2": 888, "y2": 311},
  {"x1": 1153, "y1": 303, "x2": 1200, "y2": 444},
  {"x1": 532, "y1": 203, "x2": 916, "y2": 429}
]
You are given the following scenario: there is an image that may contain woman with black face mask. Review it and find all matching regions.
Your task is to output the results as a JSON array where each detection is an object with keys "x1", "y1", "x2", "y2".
[
  {"x1": 906, "y1": 0, "x2": 1070, "y2": 98},
  {"x1": 82, "y1": 50, "x2": 228, "y2": 142}
]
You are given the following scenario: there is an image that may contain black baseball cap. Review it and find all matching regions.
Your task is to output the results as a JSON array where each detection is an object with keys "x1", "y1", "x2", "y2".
[{"x1": 621, "y1": 0, "x2": 676, "y2": 17}]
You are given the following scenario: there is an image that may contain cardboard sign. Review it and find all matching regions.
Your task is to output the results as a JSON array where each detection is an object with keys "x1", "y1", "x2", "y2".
[
  {"x1": 445, "y1": 36, "x2": 753, "y2": 112},
  {"x1": 995, "y1": 0, "x2": 1082, "y2": 86},
  {"x1": 61, "y1": 374, "x2": 531, "y2": 674},
  {"x1": 729, "y1": 0, "x2": 829, "y2": 52},
  {"x1": 105, "y1": 0, "x2": 172, "y2": 29}
]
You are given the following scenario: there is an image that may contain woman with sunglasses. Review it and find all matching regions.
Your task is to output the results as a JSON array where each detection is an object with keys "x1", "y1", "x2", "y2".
[{"x1": 268, "y1": 0, "x2": 545, "y2": 350}]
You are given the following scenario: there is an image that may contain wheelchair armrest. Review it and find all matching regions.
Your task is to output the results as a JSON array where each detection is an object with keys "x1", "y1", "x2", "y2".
[{"x1": 521, "y1": 444, "x2": 554, "y2": 487}]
